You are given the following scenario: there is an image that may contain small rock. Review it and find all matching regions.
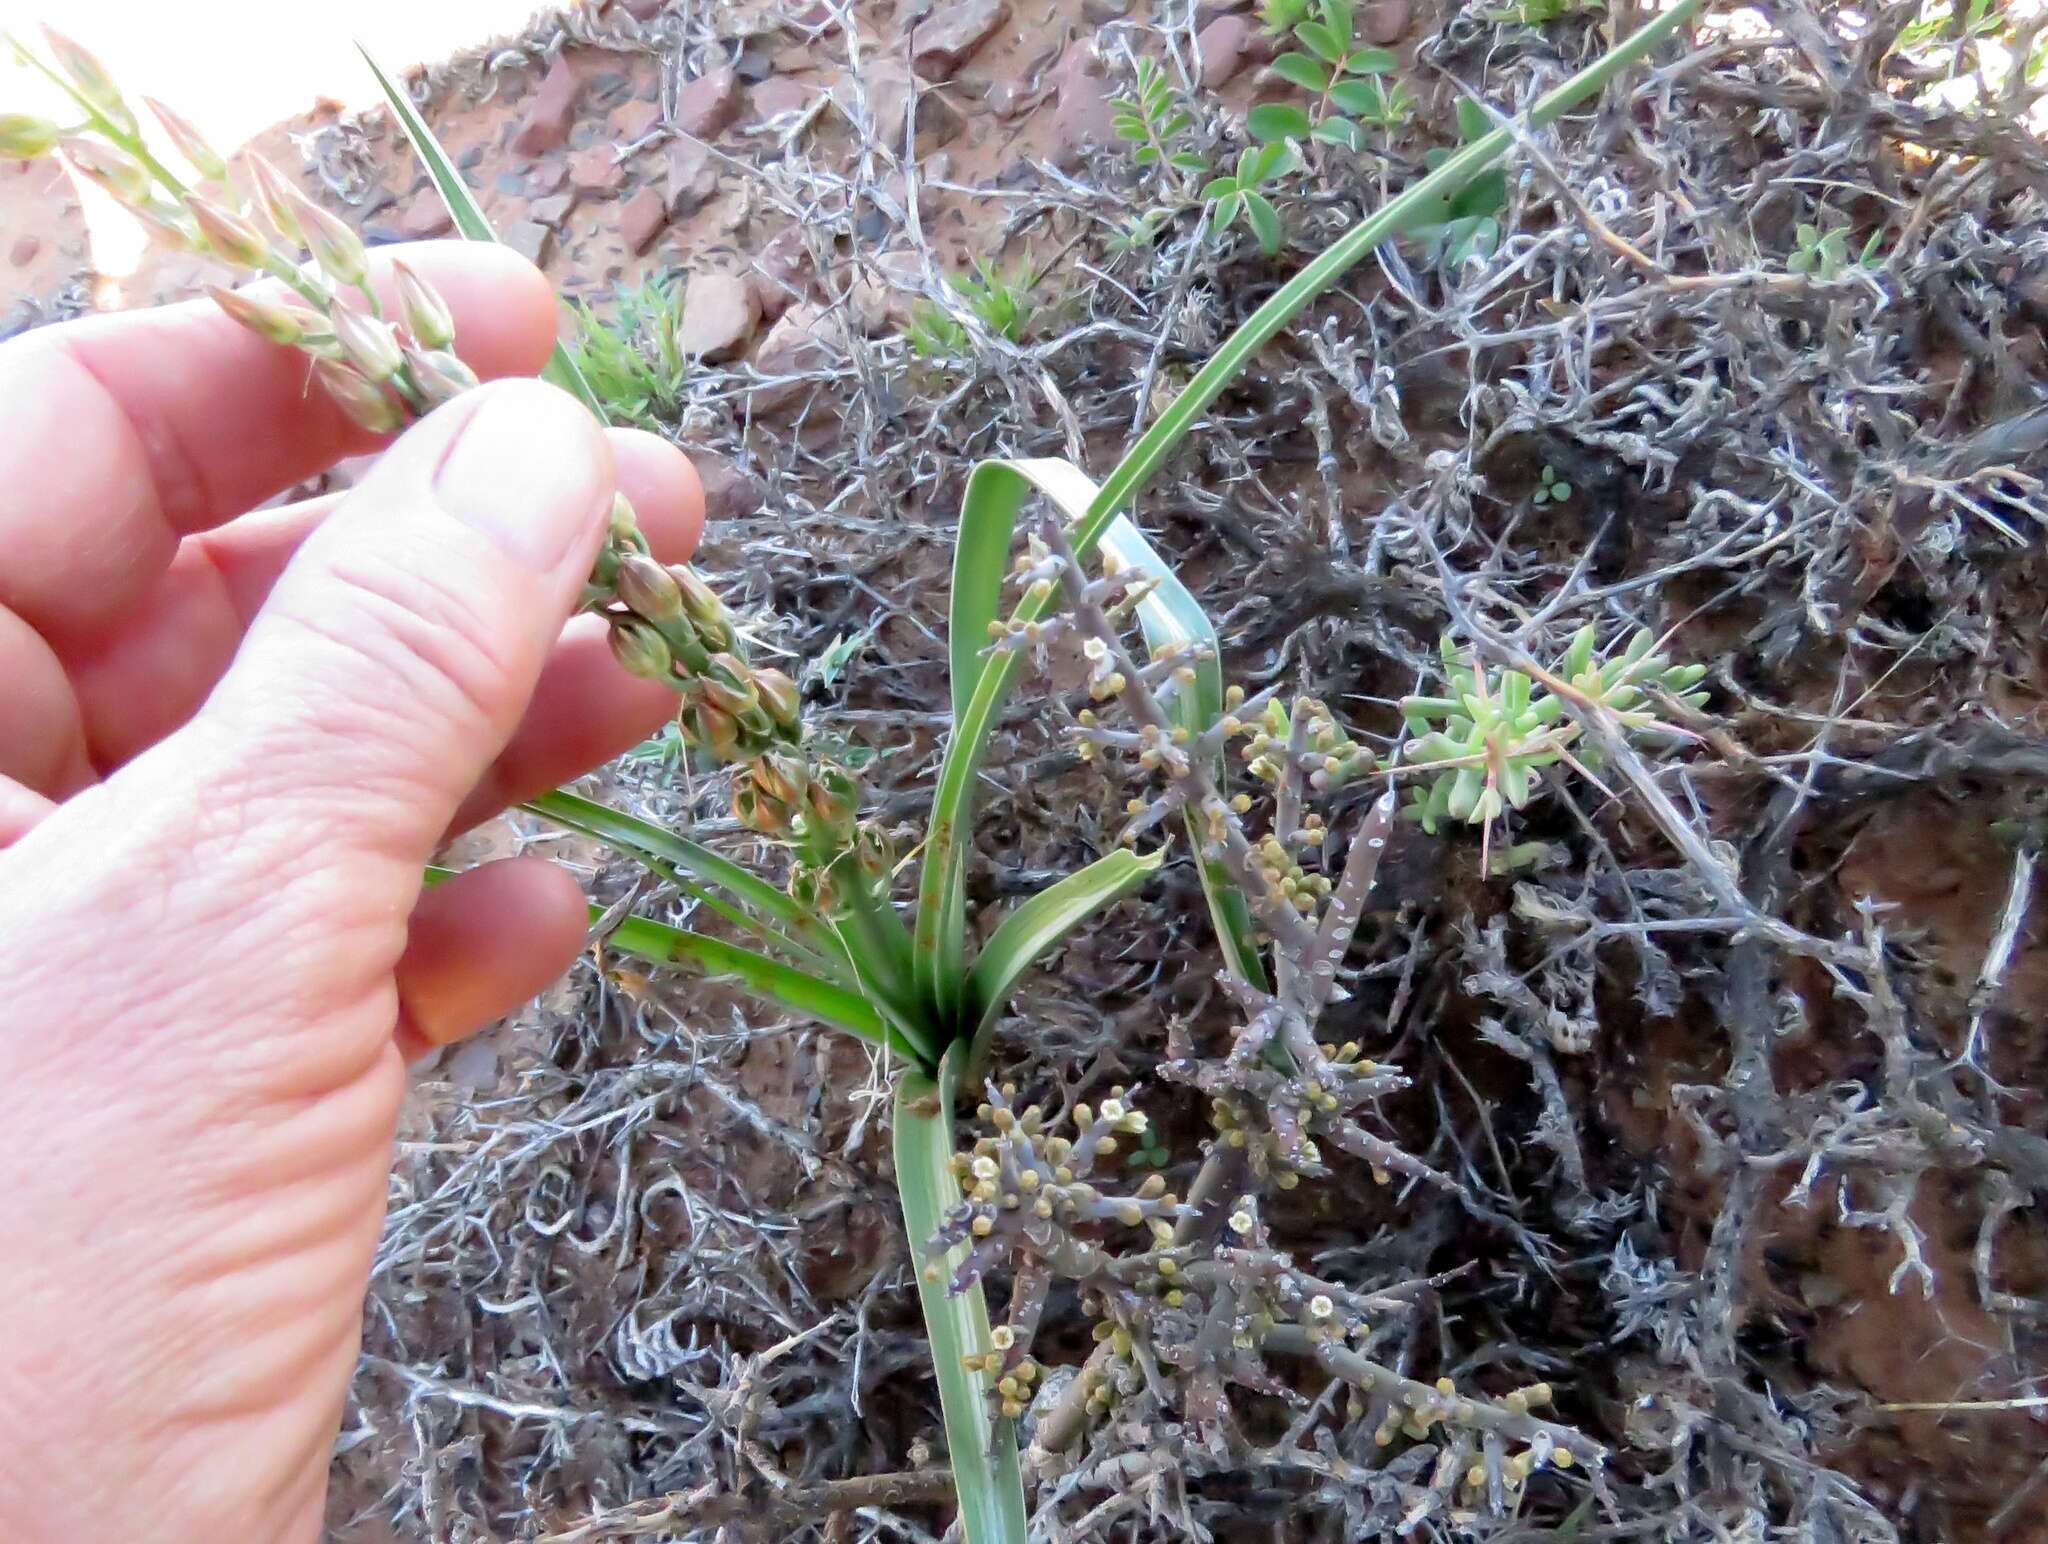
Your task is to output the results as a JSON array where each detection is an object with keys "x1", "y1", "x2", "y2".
[
  {"x1": 589, "y1": 70, "x2": 631, "y2": 107},
  {"x1": 1051, "y1": 40, "x2": 1115, "y2": 164},
  {"x1": 528, "y1": 159, "x2": 569, "y2": 196},
  {"x1": 986, "y1": 79, "x2": 1033, "y2": 120},
  {"x1": 750, "y1": 225, "x2": 812, "y2": 320},
  {"x1": 458, "y1": 145, "x2": 485, "y2": 171},
  {"x1": 513, "y1": 57, "x2": 581, "y2": 156},
  {"x1": 619, "y1": 186, "x2": 669, "y2": 252},
  {"x1": 1082, "y1": 0, "x2": 1133, "y2": 18},
  {"x1": 676, "y1": 271, "x2": 760, "y2": 360},
  {"x1": 494, "y1": 169, "x2": 526, "y2": 196},
  {"x1": 615, "y1": 100, "x2": 661, "y2": 139},
  {"x1": 853, "y1": 59, "x2": 967, "y2": 150},
  {"x1": 1361, "y1": 0, "x2": 1410, "y2": 45},
  {"x1": 620, "y1": 0, "x2": 665, "y2": 18},
  {"x1": 362, "y1": 222, "x2": 404, "y2": 246},
  {"x1": 397, "y1": 193, "x2": 454, "y2": 240},
  {"x1": 502, "y1": 218, "x2": 554, "y2": 267},
  {"x1": 849, "y1": 249, "x2": 926, "y2": 332},
  {"x1": 665, "y1": 138, "x2": 720, "y2": 216},
  {"x1": 529, "y1": 192, "x2": 578, "y2": 227},
  {"x1": 9, "y1": 234, "x2": 41, "y2": 267},
  {"x1": 751, "y1": 76, "x2": 813, "y2": 122},
  {"x1": 751, "y1": 302, "x2": 841, "y2": 412},
  {"x1": 675, "y1": 66, "x2": 741, "y2": 137},
  {"x1": 690, "y1": 451, "x2": 766, "y2": 524},
  {"x1": 567, "y1": 146, "x2": 626, "y2": 196},
  {"x1": 733, "y1": 46, "x2": 776, "y2": 84},
  {"x1": 1197, "y1": 15, "x2": 1256, "y2": 88},
  {"x1": 1194, "y1": 0, "x2": 1254, "y2": 23},
  {"x1": 910, "y1": 0, "x2": 1008, "y2": 77}
]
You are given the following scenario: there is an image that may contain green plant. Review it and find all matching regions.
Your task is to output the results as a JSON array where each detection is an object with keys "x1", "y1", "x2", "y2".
[
  {"x1": 1399, "y1": 96, "x2": 1510, "y2": 267},
  {"x1": 5, "y1": 2, "x2": 1713, "y2": 1534},
  {"x1": 1200, "y1": 141, "x2": 1300, "y2": 254},
  {"x1": 1789, "y1": 215, "x2": 1884, "y2": 278},
  {"x1": 563, "y1": 274, "x2": 690, "y2": 431},
  {"x1": 1534, "y1": 462, "x2": 1572, "y2": 504},
  {"x1": 1387, "y1": 628, "x2": 1708, "y2": 843},
  {"x1": 1490, "y1": 0, "x2": 1605, "y2": 24},
  {"x1": 1111, "y1": 54, "x2": 1208, "y2": 179},
  {"x1": 1252, "y1": 0, "x2": 1410, "y2": 149},
  {"x1": 905, "y1": 259, "x2": 1041, "y2": 358}
]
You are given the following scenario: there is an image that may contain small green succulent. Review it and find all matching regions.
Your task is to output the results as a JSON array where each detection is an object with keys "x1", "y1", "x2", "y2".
[
  {"x1": 1533, "y1": 464, "x2": 1572, "y2": 504},
  {"x1": 1391, "y1": 628, "x2": 1708, "y2": 835}
]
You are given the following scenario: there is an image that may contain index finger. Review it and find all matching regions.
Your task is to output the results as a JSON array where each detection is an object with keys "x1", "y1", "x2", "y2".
[{"x1": 0, "y1": 240, "x2": 558, "y2": 649}]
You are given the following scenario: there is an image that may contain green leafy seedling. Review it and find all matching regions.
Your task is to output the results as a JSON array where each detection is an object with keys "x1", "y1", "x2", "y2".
[
  {"x1": 1201, "y1": 141, "x2": 1299, "y2": 255},
  {"x1": 1112, "y1": 54, "x2": 1209, "y2": 179},
  {"x1": 1253, "y1": 0, "x2": 1410, "y2": 149},
  {"x1": 1533, "y1": 464, "x2": 1572, "y2": 504}
]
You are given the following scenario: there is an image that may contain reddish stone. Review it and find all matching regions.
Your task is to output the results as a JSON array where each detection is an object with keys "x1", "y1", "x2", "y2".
[
  {"x1": 664, "y1": 138, "x2": 720, "y2": 216},
  {"x1": 615, "y1": 100, "x2": 661, "y2": 139},
  {"x1": 675, "y1": 66, "x2": 741, "y2": 138},
  {"x1": 1361, "y1": 0, "x2": 1411, "y2": 44},
  {"x1": 1050, "y1": 40, "x2": 1115, "y2": 164},
  {"x1": 750, "y1": 302, "x2": 840, "y2": 412},
  {"x1": 513, "y1": 58, "x2": 581, "y2": 156},
  {"x1": 751, "y1": 76, "x2": 813, "y2": 122},
  {"x1": 690, "y1": 451, "x2": 765, "y2": 524},
  {"x1": 8, "y1": 234, "x2": 40, "y2": 267},
  {"x1": 750, "y1": 225, "x2": 811, "y2": 320},
  {"x1": 910, "y1": 0, "x2": 1008, "y2": 77},
  {"x1": 567, "y1": 146, "x2": 626, "y2": 196},
  {"x1": 1197, "y1": 15, "x2": 1255, "y2": 88},
  {"x1": 397, "y1": 193, "x2": 454, "y2": 240},
  {"x1": 621, "y1": 0, "x2": 665, "y2": 17},
  {"x1": 619, "y1": 186, "x2": 668, "y2": 252}
]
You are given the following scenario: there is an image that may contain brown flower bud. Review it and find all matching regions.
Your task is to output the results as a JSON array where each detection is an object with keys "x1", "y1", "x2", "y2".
[
  {"x1": 207, "y1": 283, "x2": 308, "y2": 346},
  {"x1": 43, "y1": 28, "x2": 135, "y2": 135},
  {"x1": 688, "y1": 700, "x2": 742, "y2": 762},
  {"x1": 749, "y1": 752, "x2": 808, "y2": 809},
  {"x1": 143, "y1": 98, "x2": 226, "y2": 182},
  {"x1": 391, "y1": 261, "x2": 455, "y2": 349},
  {"x1": 330, "y1": 305, "x2": 405, "y2": 382},
  {"x1": 186, "y1": 194, "x2": 270, "y2": 268},
  {"x1": 608, "y1": 617, "x2": 674, "y2": 682},
  {"x1": 672, "y1": 566, "x2": 734, "y2": 640},
  {"x1": 805, "y1": 763, "x2": 860, "y2": 830},
  {"x1": 311, "y1": 359, "x2": 402, "y2": 433},
  {"x1": 698, "y1": 655, "x2": 761, "y2": 719},
  {"x1": 753, "y1": 667, "x2": 800, "y2": 733},
  {"x1": 615, "y1": 552, "x2": 686, "y2": 623},
  {"x1": 0, "y1": 114, "x2": 60, "y2": 160}
]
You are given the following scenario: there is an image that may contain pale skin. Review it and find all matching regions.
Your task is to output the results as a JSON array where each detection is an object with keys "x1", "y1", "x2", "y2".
[{"x1": 0, "y1": 244, "x2": 708, "y2": 1540}]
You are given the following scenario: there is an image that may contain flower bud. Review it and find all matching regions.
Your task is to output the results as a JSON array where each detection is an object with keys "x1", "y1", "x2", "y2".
[
  {"x1": 286, "y1": 184, "x2": 368, "y2": 287},
  {"x1": 750, "y1": 752, "x2": 809, "y2": 809},
  {"x1": 129, "y1": 199, "x2": 198, "y2": 250},
  {"x1": 330, "y1": 305, "x2": 405, "y2": 382},
  {"x1": 405, "y1": 346, "x2": 478, "y2": 406},
  {"x1": 688, "y1": 700, "x2": 742, "y2": 762},
  {"x1": 615, "y1": 552, "x2": 686, "y2": 623},
  {"x1": 753, "y1": 667, "x2": 800, "y2": 733},
  {"x1": 60, "y1": 136, "x2": 150, "y2": 204},
  {"x1": 43, "y1": 28, "x2": 135, "y2": 135},
  {"x1": 207, "y1": 283, "x2": 308, "y2": 346},
  {"x1": 241, "y1": 153, "x2": 303, "y2": 245},
  {"x1": 805, "y1": 763, "x2": 859, "y2": 830},
  {"x1": 0, "y1": 114, "x2": 60, "y2": 160},
  {"x1": 312, "y1": 358, "x2": 402, "y2": 433},
  {"x1": 699, "y1": 655, "x2": 761, "y2": 719},
  {"x1": 733, "y1": 781, "x2": 787, "y2": 837},
  {"x1": 673, "y1": 566, "x2": 732, "y2": 634},
  {"x1": 186, "y1": 193, "x2": 270, "y2": 268},
  {"x1": 608, "y1": 617, "x2": 674, "y2": 682},
  {"x1": 144, "y1": 98, "x2": 226, "y2": 182},
  {"x1": 391, "y1": 260, "x2": 455, "y2": 349}
]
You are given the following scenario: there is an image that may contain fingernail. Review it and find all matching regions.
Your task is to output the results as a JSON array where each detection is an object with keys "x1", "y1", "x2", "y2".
[{"x1": 432, "y1": 380, "x2": 610, "y2": 573}]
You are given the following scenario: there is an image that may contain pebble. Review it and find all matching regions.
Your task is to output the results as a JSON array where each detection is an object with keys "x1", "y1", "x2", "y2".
[
  {"x1": 528, "y1": 158, "x2": 569, "y2": 196},
  {"x1": 676, "y1": 271, "x2": 760, "y2": 360},
  {"x1": 1082, "y1": 0, "x2": 1134, "y2": 18},
  {"x1": 513, "y1": 57, "x2": 581, "y2": 155},
  {"x1": 910, "y1": 0, "x2": 1008, "y2": 77},
  {"x1": 502, "y1": 218, "x2": 555, "y2": 267},
  {"x1": 751, "y1": 302, "x2": 839, "y2": 412},
  {"x1": 567, "y1": 146, "x2": 626, "y2": 196},
  {"x1": 458, "y1": 145, "x2": 485, "y2": 171},
  {"x1": 1051, "y1": 39, "x2": 1115, "y2": 164},
  {"x1": 10, "y1": 234, "x2": 43, "y2": 267},
  {"x1": 362, "y1": 223, "x2": 404, "y2": 246},
  {"x1": 620, "y1": 0, "x2": 666, "y2": 18},
  {"x1": 1362, "y1": 0, "x2": 1411, "y2": 44},
  {"x1": 751, "y1": 76, "x2": 813, "y2": 122},
  {"x1": 529, "y1": 192, "x2": 578, "y2": 228},
  {"x1": 665, "y1": 137, "x2": 720, "y2": 216},
  {"x1": 1197, "y1": 15, "x2": 1256, "y2": 88},
  {"x1": 397, "y1": 193, "x2": 454, "y2": 240},
  {"x1": 690, "y1": 451, "x2": 766, "y2": 524},
  {"x1": 614, "y1": 100, "x2": 661, "y2": 140},
  {"x1": 750, "y1": 226, "x2": 811, "y2": 319},
  {"x1": 619, "y1": 186, "x2": 669, "y2": 252},
  {"x1": 675, "y1": 66, "x2": 741, "y2": 138},
  {"x1": 733, "y1": 46, "x2": 776, "y2": 84},
  {"x1": 987, "y1": 79, "x2": 1033, "y2": 120},
  {"x1": 494, "y1": 170, "x2": 526, "y2": 195}
]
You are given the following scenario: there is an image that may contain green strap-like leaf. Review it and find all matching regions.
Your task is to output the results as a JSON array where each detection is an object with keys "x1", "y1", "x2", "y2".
[
  {"x1": 358, "y1": 44, "x2": 603, "y2": 417},
  {"x1": 964, "y1": 847, "x2": 1163, "y2": 1060},
  {"x1": 893, "y1": 1052, "x2": 1029, "y2": 1544},
  {"x1": 914, "y1": 0, "x2": 1704, "y2": 1039}
]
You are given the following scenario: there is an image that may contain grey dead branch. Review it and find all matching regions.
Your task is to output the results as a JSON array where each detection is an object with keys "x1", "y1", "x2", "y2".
[{"x1": 315, "y1": 0, "x2": 2048, "y2": 1540}]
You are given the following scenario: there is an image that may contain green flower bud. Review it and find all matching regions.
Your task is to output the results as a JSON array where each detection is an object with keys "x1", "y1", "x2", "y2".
[
  {"x1": 242, "y1": 153, "x2": 304, "y2": 245},
  {"x1": 615, "y1": 552, "x2": 686, "y2": 624},
  {"x1": 608, "y1": 617, "x2": 674, "y2": 681},
  {"x1": 311, "y1": 359, "x2": 402, "y2": 433},
  {"x1": 207, "y1": 283, "x2": 307, "y2": 346},
  {"x1": 330, "y1": 305, "x2": 404, "y2": 382},
  {"x1": 672, "y1": 566, "x2": 735, "y2": 646},
  {"x1": 392, "y1": 260, "x2": 456, "y2": 349},
  {"x1": 753, "y1": 666, "x2": 800, "y2": 733},
  {"x1": 144, "y1": 97, "x2": 226, "y2": 182},
  {"x1": 0, "y1": 113, "x2": 60, "y2": 160},
  {"x1": 688, "y1": 700, "x2": 743, "y2": 762},
  {"x1": 60, "y1": 136, "x2": 150, "y2": 204},
  {"x1": 43, "y1": 27, "x2": 135, "y2": 135},
  {"x1": 405, "y1": 346, "x2": 478, "y2": 406},
  {"x1": 186, "y1": 193, "x2": 270, "y2": 268},
  {"x1": 287, "y1": 185, "x2": 368, "y2": 287},
  {"x1": 699, "y1": 655, "x2": 762, "y2": 719},
  {"x1": 749, "y1": 751, "x2": 809, "y2": 809}
]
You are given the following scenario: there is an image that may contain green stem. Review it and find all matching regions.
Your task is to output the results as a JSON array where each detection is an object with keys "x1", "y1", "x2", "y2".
[{"x1": 893, "y1": 1052, "x2": 1029, "y2": 1544}]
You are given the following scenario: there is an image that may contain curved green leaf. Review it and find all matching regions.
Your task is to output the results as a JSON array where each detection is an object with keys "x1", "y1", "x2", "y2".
[
  {"x1": 965, "y1": 847, "x2": 1163, "y2": 1047},
  {"x1": 358, "y1": 44, "x2": 602, "y2": 417},
  {"x1": 1270, "y1": 51, "x2": 1332, "y2": 90},
  {"x1": 894, "y1": 1052, "x2": 1029, "y2": 1544},
  {"x1": 1329, "y1": 77, "x2": 1386, "y2": 115},
  {"x1": 1248, "y1": 102, "x2": 1315, "y2": 143}
]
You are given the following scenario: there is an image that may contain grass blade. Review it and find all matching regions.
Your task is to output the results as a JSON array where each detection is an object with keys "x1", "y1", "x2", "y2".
[
  {"x1": 357, "y1": 43, "x2": 602, "y2": 416},
  {"x1": 915, "y1": 0, "x2": 1705, "y2": 989},
  {"x1": 893, "y1": 1052, "x2": 1029, "y2": 1544},
  {"x1": 1097, "y1": 515, "x2": 1267, "y2": 988},
  {"x1": 965, "y1": 846, "x2": 1163, "y2": 1069}
]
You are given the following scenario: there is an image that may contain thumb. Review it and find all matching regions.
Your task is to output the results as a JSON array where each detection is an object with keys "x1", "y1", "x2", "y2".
[{"x1": 193, "y1": 378, "x2": 615, "y2": 865}]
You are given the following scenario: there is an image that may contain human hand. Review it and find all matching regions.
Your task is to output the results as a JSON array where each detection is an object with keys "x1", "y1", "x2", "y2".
[{"x1": 0, "y1": 244, "x2": 704, "y2": 1541}]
